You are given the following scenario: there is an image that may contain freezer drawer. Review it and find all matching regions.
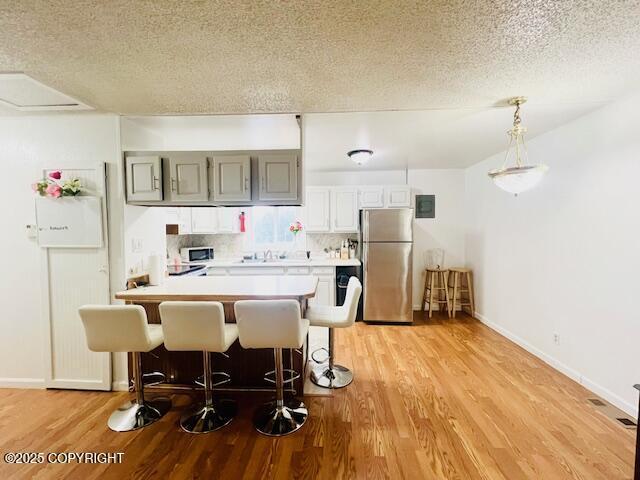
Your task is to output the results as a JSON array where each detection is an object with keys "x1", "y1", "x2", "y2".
[{"x1": 363, "y1": 242, "x2": 413, "y2": 323}]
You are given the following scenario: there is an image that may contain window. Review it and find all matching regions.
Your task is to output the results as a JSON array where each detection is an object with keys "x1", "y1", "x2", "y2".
[{"x1": 249, "y1": 206, "x2": 302, "y2": 250}]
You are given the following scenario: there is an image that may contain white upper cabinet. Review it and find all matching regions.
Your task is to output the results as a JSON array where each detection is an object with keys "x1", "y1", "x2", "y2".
[
  {"x1": 212, "y1": 155, "x2": 251, "y2": 202},
  {"x1": 126, "y1": 156, "x2": 163, "y2": 202},
  {"x1": 331, "y1": 187, "x2": 359, "y2": 232},
  {"x1": 165, "y1": 207, "x2": 192, "y2": 234},
  {"x1": 257, "y1": 153, "x2": 298, "y2": 201},
  {"x1": 191, "y1": 207, "x2": 237, "y2": 234},
  {"x1": 191, "y1": 208, "x2": 218, "y2": 233},
  {"x1": 216, "y1": 207, "x2": 237, "y2": 233},
  {"x1": 305, "y1": 187, "x2": 331, "y2": 232},
  {"x1": 385, "y1": 185, "x2": 411, "y2": 207},
  {"x1": 167, "y1": 156, "x2": 208, "y2": 202},
  {"x1": 358, "y1": 186, "x2": 384, "y2": 208}
]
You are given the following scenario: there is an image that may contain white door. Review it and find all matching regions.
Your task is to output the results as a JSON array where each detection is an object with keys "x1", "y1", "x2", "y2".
[
  {"x1": 41, "y1": 164, "x2": 111, "y2": 390},
  {"x1": 212, "y1": 155, "x2": 251, "y2": 202},
  {"x1": 331, "y1": 187, "x2": 359, "y2": 232},
  {"x1": 126, "y1": 155, "x2": 162, "y2": 202},
  {"x1": 258, "y1": 153, "x2": 298, "y2": 201},
  {"x1": 385, "y1": 186, "x2": 411, "y2": 207},
  {"x1": 305, "y1": 187, "x2": 331, "y2": 232},
  {"x1": 358, "y1": 186, "x2": 384, "y2": 208},
  {"x1": 167, "y1": 155, "x2": 208, "y2": 202},
  {"x1": 191, "y1": 207, "x2": 218, "y2": 233}
]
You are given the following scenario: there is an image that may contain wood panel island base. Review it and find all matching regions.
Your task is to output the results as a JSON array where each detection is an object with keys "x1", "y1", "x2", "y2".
[{"x1": 115, "y1": 276, "x2": 318, "y2": 395}]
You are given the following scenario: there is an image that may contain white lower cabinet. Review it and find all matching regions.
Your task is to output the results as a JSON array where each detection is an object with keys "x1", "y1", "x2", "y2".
[{"x1": 205, "y1": 265, "x2": 336, "y2": 307}]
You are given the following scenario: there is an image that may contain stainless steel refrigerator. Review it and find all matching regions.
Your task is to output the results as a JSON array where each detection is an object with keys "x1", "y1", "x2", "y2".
[{"x1": 361, "y1": 208, "x2": 413, "y2": 323}]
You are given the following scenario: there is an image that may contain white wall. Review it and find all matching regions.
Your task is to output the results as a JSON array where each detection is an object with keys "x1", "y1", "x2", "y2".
[
  {"x1": 0, "y1": 114, "x2": 126, "y2": 387},
  {"x1": 306, "y1": 169, "x2": 467, "y2": 308},
  {"x1": 465, "y1": 92, "x2": 640, "y2": 416}
]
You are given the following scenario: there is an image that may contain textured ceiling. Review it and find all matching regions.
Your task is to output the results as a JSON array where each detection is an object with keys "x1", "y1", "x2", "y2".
[{"x1": 1, "y1": 1, "x2": 639, "y2": 114}]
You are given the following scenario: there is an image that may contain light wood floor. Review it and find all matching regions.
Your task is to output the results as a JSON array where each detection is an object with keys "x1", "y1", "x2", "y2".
[{"x1": 0, "y1": 313, "x2": 635, "y2": 479}]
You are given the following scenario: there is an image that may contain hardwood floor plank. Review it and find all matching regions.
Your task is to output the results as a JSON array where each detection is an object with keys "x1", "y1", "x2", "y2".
[{"x1": 0, "y1": 313, "x2": 634, "y2": 479}]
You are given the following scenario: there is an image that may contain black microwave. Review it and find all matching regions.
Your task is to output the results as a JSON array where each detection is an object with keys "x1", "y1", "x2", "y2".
[{"x1": 180, "y1": 247, "x2": 214, "y2": 262}]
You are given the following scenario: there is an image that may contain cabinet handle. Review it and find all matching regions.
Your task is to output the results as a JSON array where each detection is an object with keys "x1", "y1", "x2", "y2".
[
  {"x1": 153, "y1": 176, "x2": 160, "y2": 190},
  {"x1": 244, "y1": 177, "x2": 249, "y2": 192},
  {"x1": 261, "y1": 176, "x2": 265, "y2": 191},
  {"x1": 171, "y1": 178, "x2": 177, "y2": 192}
]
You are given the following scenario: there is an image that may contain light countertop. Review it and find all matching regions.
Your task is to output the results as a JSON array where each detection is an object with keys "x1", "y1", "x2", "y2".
[
  {"x1": 116, "y1": 275, "x2": 319, "y2": 302},
  {"x1": 201, "y1": 258, "x2": 361, "y2": 268}
]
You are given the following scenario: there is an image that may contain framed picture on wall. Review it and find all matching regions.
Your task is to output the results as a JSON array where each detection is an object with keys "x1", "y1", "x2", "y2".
[{"x1": 415, "y1": 194, "x2": 435, "y2": 218}]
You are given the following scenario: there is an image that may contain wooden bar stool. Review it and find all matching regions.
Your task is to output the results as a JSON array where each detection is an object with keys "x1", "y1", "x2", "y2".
[
  {"x1": 448, "y1": 268, "x2": 475, "y2": 318},
  {"x1": 422, "y1": 268, "x2": 451, "y2": 318}
]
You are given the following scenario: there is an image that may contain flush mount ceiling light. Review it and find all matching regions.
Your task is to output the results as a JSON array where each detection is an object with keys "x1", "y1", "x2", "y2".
[
  {"x1": 347, "y1": 149, "x2": 373, "y2": 165},
  {"x1": 488, "y1": 97, "x2": 548, "y2": 195}
]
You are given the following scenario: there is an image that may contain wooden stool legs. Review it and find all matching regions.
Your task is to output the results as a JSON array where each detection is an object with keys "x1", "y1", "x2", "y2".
[
  {"x1": 449, "y1": 269, "x2": 475, "y2": 318},
  {"x1": 422, "y1": 269, "x2": 451, "y2": 318}
]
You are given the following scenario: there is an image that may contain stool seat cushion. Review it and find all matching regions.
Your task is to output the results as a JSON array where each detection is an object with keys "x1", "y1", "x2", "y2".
[
  {"x1": 449, "y1": 267, "x2": 471, "y2": 273},
  {"x1": 235, "y1": 300, "x2": 309, "y2": 349},
  {"x1": 159, "y1": 301, "x2": 237, "y2": 353},
  {"x1": 306, "y1": 277, "x2": 362, "y2": 329},
  {"x1": 78, "y1": 304, "x2": 162, "y2": 353}
]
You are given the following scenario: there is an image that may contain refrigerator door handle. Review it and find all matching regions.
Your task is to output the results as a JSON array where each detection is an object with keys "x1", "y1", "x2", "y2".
[{"x1": 362, "y1": 242, "x2": 368, "y2": 308}]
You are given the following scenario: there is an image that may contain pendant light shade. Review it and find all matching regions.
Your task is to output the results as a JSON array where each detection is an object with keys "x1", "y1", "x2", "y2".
[{"x1": 488, "y1": 97, "x2": 548, "y2": 195}]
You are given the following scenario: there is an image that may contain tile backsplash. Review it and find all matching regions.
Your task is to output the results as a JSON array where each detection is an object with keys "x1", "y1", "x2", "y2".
[{"x1": 166, "y1": 232, "x2": 358, "y2": 261}]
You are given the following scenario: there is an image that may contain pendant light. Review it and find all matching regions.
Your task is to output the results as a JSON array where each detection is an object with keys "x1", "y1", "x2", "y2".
[{"x1": 488, "y1": 97, "x2": 548, "y2": 195}]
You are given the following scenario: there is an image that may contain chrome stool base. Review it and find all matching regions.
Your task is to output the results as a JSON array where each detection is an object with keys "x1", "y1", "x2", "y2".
[
  {"x1": 180, "y1": 399, "x2": 237, "y2": 434},
  {"x1": 311, "y1": 364, "x2": 353, "y2": 389},
  {"x1": 253, "y1": 399, "x2": 308, "y2": 436},
  {"x1": 107, "y1": 397, "x2": 171, "y2": 432}
]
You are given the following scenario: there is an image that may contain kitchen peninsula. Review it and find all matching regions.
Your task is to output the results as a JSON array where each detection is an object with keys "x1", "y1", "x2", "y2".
[{"x1": 115, "y1": 275, "x2": 318, "y2": 394}]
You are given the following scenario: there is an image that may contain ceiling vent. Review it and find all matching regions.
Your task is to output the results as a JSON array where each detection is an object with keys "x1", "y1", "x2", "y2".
[{"x1": 0, "y1": 73, "x2": 92, "y2": 111}]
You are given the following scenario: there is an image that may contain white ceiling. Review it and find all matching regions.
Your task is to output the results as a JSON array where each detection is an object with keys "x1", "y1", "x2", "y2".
[
  {"x1": 0, "y1": 1, "x2": 639, "y2": 114},
  {"x1": 303, "y1": 101, "x2": 603, "y2": 171}
]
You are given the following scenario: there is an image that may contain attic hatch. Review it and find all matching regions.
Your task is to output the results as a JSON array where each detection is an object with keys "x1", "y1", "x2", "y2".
[{"x1": 0, "y1": 73, "x2": 92, "y2": 111}]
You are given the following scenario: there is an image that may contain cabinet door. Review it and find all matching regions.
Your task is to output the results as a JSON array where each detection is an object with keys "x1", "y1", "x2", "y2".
[
  {"x1": 166, "y1": 207, "x2": 192, "y2": 234},
  {"x1": 305, "y1": 187, "x2": 331, "y2": 232},
  {"x1": 258, "y1": 153, "x2": 298, "y2": 201},
  {"x1": 385, "y1": 186, "x2": 411, "y2": 207},
  {"x1": 331, "y1": 187, "x2": 359, "y2": 232},
  {"x1": 358, "y1": 186, "x2": 384, "y2": 208},
  {"x1": 309, "y1": 275, "x2": 335, "y2": 307},
  {"x1": 126, "y1": 156, "x2": 162, "y2": 202},
  {"x1": 216, "y1": 207, "x2": 237, "y2": 233},
  {"x1": 191, "y1": 208, "x2": 218, "y2": 233},
  {"x1": 167, "y1": 156, "x2": 208, "y2": 202},
  {"x1": 212, "y1": 155, "x2": 251, "y2": 202}
]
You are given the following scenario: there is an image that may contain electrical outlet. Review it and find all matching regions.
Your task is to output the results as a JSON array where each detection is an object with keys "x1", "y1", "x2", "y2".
[
  {"x1": 131, "y1": 238, "x2": 144, "y2": 253},
  {"x1": 553, "y1": 333, "x2": 560, "y2": 345}
]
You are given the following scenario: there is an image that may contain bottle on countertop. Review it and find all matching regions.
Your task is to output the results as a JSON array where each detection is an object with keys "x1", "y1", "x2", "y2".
[{"x1": 340, "y1": 240, "x2": 349, "y2": 260}]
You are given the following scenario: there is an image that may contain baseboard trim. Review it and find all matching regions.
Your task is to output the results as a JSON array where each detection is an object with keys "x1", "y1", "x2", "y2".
[
  {"x1": 474, "y1": 311, "x2": 637, "y2": 418},
  {"x1": 0, "y1": 378, "x2": 45, "y2": 389},
  {"x1": 111, "y1": 380, "x2": 129, "y2": 392}
]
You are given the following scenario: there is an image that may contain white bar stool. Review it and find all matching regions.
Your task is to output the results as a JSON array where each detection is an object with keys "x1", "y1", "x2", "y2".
[
  {"x1": 78, "y1": 305, "x2": 171, "y2": 432},
  {"x1": 234, "y1": 299, "x2": 309, "y2": 436},
  {"x1": 159, "y1": 301, "x2": 238, "y2": 433},
  {"x1": 307, "y1": 277, "x2": 362, "y2": 388}
]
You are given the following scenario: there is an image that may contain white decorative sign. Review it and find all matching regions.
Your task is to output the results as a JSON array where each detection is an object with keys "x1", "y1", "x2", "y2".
[{"x1": 35, "y1": 196, "x2": 103, "y2": 248}]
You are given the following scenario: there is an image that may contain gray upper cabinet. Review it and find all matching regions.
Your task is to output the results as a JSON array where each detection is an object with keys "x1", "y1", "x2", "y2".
[
  {"x1": 258, "y1": 153, "x2": 298, "y2": 201},
  {"x1": 167, "y1": 155, "x2": 208, "y2": 202},
  {"x1": 126, "y1": 155, "x2": 163, "y2": 202},
  {"x1": 212, "y1": 155, "x2": 251, "y2": 202}
]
